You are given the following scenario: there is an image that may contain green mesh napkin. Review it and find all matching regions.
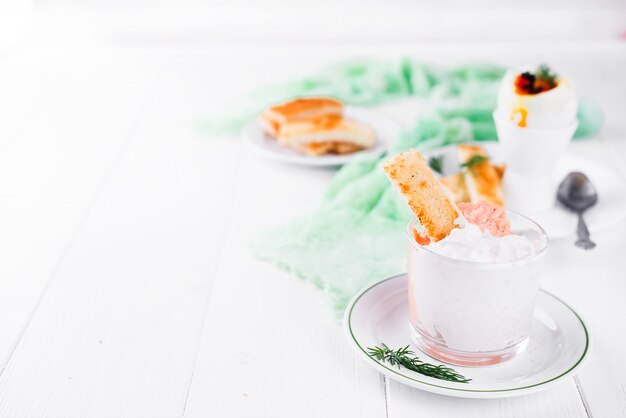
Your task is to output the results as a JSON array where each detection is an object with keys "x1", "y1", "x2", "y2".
[
  {"x1": 207, "y1": 59, "x2": 602, "y2": 141},
  {"x1": 243, "y1": 61, "x2": 603, "y2": 314},
  {"x1": 251, "y1": 114, "x2": 477, "y2": 313}
]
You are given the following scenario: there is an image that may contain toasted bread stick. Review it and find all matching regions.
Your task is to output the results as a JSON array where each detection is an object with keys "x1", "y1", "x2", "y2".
[
  {"x1": 384, "y1": 149, "x2": 459, "y2": 242},
  {"x1": 458, "y1": 144, "x2": 504, "y2": 207},
  {"x1": 439, "y1": 173, "x2": 470, "y2": 204}
]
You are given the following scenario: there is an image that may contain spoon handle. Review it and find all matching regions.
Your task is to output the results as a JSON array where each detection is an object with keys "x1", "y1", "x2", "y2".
[{"x1": 575, "y1": 211, "x2": 596, "y2": 250}]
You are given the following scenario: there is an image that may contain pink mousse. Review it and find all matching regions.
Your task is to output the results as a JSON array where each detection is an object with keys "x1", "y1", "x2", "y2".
[{"x1": 458, "y1": 201, "x2": 511, "y2": 237}]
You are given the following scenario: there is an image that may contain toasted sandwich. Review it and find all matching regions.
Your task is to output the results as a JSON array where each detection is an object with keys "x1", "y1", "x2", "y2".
[
  {"x1": 277, "y1": 114, "x2": 375, "y2": 156},
  {"x1": 259, "y1": 97, "x2": 343, "y2": 137}
]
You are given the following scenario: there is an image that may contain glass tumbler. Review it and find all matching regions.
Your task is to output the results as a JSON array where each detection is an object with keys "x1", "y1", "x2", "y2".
[{"x1": 407, "y1": 211, "x2": 548, "y2": 366}]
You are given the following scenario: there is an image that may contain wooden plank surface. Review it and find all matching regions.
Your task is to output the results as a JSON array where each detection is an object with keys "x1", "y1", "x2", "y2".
[
  {"x1": 0, "y1": 45, "x2": 164, "y2": 370},
  {"x1": 181, "y1": 153, "x2": 387, "y2": 418},
  {"x1": 0, "y1": 43, "x2": 625, "y2": 417},
  {"x1": 387, "y1": 379, "x2": 588, "y2": 418},
  {"x1": 0, "y1": 50, "x2": 241, "y2": 417}
]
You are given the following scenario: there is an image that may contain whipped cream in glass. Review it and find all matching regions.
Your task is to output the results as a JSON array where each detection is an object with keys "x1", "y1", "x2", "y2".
[
  {"x1": 426, "y1": 218, "x2": 537, "y2": 263},
  {"x1": 407, "y1": 211, "x2": 548, "y2": 366}
]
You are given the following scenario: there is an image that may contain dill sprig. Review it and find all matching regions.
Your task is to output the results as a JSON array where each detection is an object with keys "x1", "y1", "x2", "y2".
[
  {"x1": 367, "y1": 344, "x2": 471, "y2": 383},
  {"x1": 535, "y1": 64, "x2": 557, "y2": 87},
  {"x1": 428, "y1": 156, "x2": 444, "y2": 174},
  {"x1": 460, "y1": 154, "x2": 487, "y2": 171}
]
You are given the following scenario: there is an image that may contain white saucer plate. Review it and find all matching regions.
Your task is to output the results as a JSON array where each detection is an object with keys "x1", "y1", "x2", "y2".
[
  {"x1": 344, "y1": 274, "x2": 591, "y2": 399},
  {"x1": 422, "y1": 142, "x2": 626, "y2": 239},
  {"x1": 242, "y1": 106, "x2": 400, "y2": 167}
]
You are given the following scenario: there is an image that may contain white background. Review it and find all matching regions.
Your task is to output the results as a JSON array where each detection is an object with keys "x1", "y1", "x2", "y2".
[{"x1": 0, "y1": 2, "x2": 625, "y2": 417}]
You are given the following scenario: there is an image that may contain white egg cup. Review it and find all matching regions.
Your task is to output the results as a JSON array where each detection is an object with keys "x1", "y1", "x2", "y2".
[{"x1": 494, "y1": 111, "x2": 578, "y2": 213}]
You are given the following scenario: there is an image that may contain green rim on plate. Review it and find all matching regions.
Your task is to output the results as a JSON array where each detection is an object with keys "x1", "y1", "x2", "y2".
[{"x1": 347, "y1": 274, "x2": 590, "y2": 393}]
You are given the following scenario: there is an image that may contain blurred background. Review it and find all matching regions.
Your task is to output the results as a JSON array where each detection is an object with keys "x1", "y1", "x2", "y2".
[{"x1": 1, "y1": 0, "x2": 625, "y2": 49}]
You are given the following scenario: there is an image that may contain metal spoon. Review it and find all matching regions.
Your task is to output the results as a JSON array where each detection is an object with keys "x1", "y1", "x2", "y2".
[{"x1": 557, "y1": 172, "x2": 598, "y2": 249}]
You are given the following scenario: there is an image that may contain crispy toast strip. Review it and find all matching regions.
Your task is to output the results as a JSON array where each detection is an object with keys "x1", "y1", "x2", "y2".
[
  {"x1": 439, "y1": 173, "x2": 470, "y2": 204},
  {"x1": 458, "y1": 144, "x2": 504, "y2": 207},
  {"x1": 383, "y1": 149, "x2": 459, "y2": 242}
]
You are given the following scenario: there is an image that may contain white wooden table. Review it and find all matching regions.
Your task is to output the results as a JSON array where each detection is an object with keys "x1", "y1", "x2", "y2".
[{"x1": 0, "y1": 39, "x2": 625, "y2": 417}]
